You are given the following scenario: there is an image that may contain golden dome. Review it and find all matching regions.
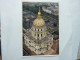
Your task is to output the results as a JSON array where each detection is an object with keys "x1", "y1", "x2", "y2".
[{"x1": 33, "y1": 7, "x2": 45, "y2": 27}]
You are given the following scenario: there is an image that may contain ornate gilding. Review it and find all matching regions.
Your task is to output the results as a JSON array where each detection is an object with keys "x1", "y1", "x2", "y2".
[{"x1": 33, "y1": 7, "x2": 45, "y2": 27}]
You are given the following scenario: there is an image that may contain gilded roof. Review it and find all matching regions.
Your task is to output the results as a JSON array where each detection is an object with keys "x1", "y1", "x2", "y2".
[{"x1": 33, "y1": 7, "x2": 45, "y2": 27}]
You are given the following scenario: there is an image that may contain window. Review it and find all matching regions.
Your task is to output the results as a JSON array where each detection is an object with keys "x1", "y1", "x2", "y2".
[
  {"x1": 41, "y1": 29, "x2": 42, "y2": 31},
  {"x1": 29, "y1": 41, "x2": 31, "y2": 43},
  {"x1": 41, "y1": 34, "x2": 42, "y2": 37},
  {"x1": 38, "y1": 29, "x2": 39, "y2": 31},
  {"x1": 38, "y1": 34, "x2": 39, "y2": 37}
]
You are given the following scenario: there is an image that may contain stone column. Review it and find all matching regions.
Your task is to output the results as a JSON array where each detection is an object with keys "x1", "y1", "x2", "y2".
[
  {"x1": 35, "y1": 33, "x2": 37, "y2": 39},
  {"x1": 39, "y1": 33, "x2": 41, "y2": 40}
]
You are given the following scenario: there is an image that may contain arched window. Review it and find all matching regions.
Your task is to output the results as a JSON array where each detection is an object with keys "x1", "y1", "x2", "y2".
[
  {"x1": 41, "y1": 34, "x2": 42, "y2": 37},
  {"x1": 29, "y1": 41, "x2": 31, "y2": 43},
  {"x1": 38, "y1": 34, "x2": 39, "y2": 37},
  {"x1": 38, "y1": 29, "x2": 39, "y2": 31},
  {"x1": 41, "y1": 29, "x2": 42, "y2": 31}
]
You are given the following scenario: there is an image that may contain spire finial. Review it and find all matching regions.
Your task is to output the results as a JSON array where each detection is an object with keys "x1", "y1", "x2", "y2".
[
  {"x1": 39, "y1": 7, "x2": 40, "y2": 12},
  {"x1": 37, "y1": 7, "x2": 41, "y2": 19}
]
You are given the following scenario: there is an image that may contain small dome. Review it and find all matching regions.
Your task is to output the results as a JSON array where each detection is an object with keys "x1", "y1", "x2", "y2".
[{"x1": 33, "y1": 7, "x2": 45, "y2": 27}]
